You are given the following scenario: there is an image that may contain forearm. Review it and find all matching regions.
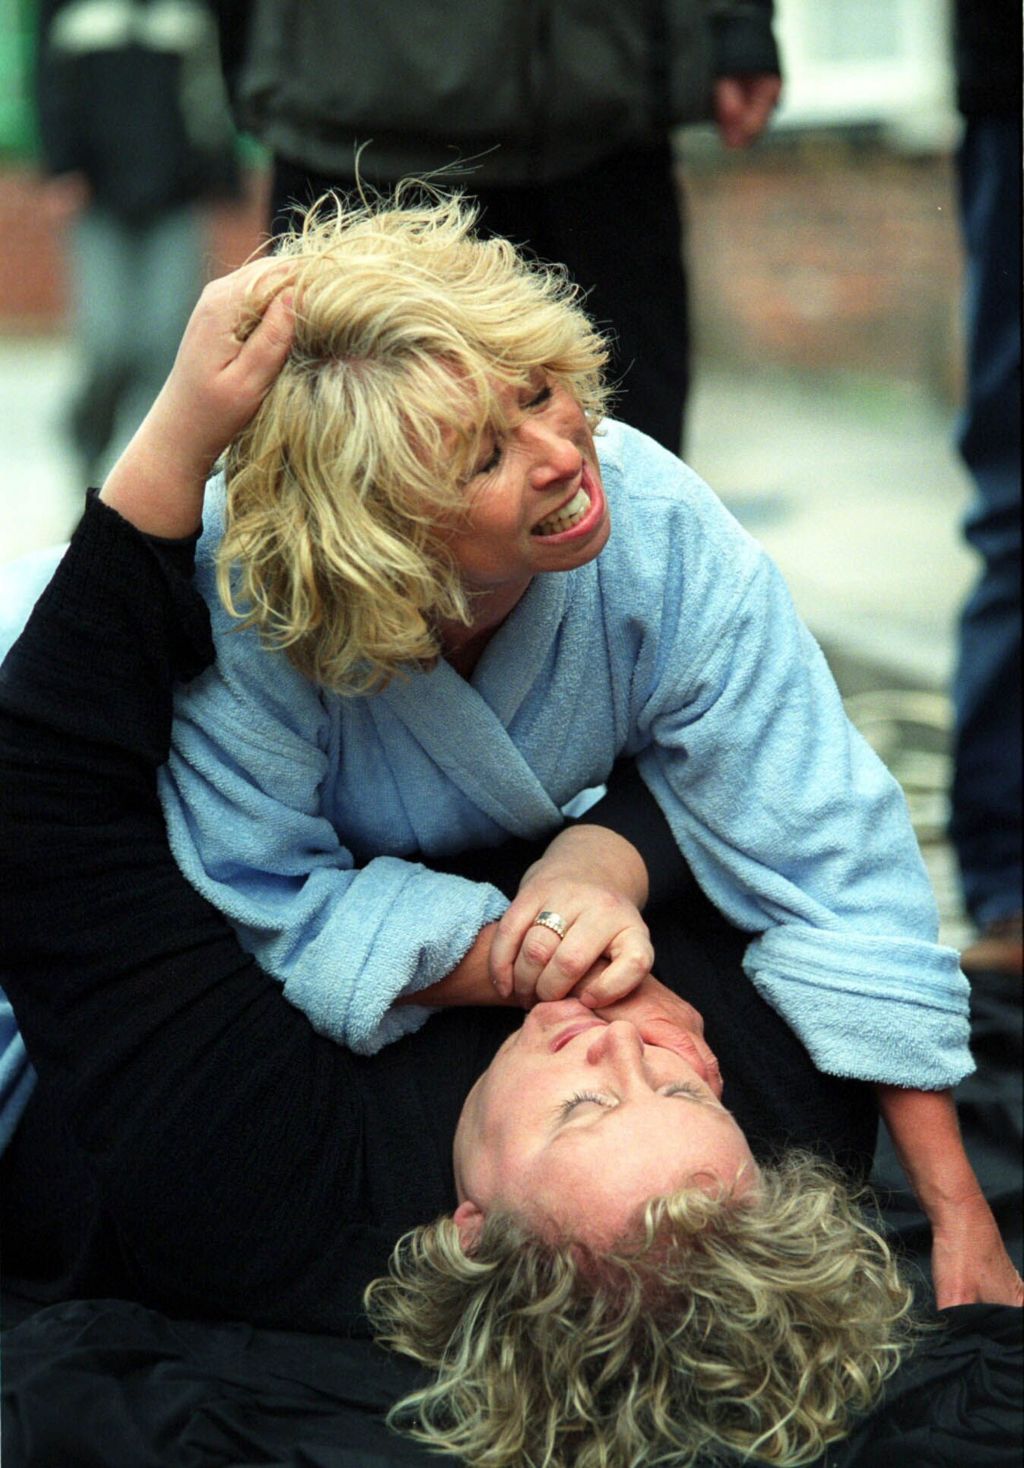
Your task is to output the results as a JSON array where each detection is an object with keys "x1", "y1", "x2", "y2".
[
  {"x1": 879, "y1": 1083, "x2": 1024, "y2": 1307},
  {"x1": 876, "y1": 1084, "x2": 986, "y2": 1218},
  {"x1": 394, "y1": 922, "x2": 517, "y2": 1009}
]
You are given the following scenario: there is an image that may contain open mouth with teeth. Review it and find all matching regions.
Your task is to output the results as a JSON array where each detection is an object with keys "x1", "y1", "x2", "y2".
[{"x1": 531, "y1": 485, "x2": 591, "y2": 537}]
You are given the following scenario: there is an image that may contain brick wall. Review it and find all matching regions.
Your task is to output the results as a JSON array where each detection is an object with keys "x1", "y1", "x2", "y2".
[
  {"x1": 1, "y1": 140, "x2": 964, "y2": 400},
  {"x1": 679, "y1": 136, "x2": 964, "y2": 400}
]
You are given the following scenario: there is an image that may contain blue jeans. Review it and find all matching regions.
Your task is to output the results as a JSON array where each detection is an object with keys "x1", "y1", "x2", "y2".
[
  {"x1": 69, "y1": 204, "x2": 202, "y2": 482},
  {"x1": 949, "y1": 118, "x2": 1022, "y2": 926}
]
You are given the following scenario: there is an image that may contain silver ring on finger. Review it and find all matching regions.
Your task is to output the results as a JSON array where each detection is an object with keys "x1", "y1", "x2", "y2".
[{"x1": 531, "y1": 910, "x2": 568, "y2": 940}]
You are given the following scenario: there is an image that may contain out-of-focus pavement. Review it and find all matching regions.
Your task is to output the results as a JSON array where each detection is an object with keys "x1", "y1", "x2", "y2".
[{"x1": 0, "y1": 332, "x2": 978, "y2": 947}]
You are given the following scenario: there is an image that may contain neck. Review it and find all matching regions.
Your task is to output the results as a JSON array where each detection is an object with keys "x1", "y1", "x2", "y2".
[{"x1": 441, "y1": 579, "x2": 532, "y2": 677}]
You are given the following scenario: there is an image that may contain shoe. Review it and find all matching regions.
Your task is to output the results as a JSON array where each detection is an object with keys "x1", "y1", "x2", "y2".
[{"x1": 960, "y1": 914, "x2": 1024, "y2": 976}]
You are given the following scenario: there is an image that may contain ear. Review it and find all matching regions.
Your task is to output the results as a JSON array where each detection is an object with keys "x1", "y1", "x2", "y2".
[{"x1": 452, "y1": 1200, "x2": 486, "y2": 1254}]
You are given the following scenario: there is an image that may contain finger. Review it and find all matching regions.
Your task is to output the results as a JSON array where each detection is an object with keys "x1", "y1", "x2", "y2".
[
  {"x1": 531, "y1": 908, "x2": 642, "y2": 1003},
  {"x1": 491, "y1": 895, "x2": 560, "y2": 998},
  {"x1": 640, "y1": 1019, "x2": 723, "y2": 1096},
  {"x1": 572, "y1": 942, "x2": 654, "y2": 1008},
  {"x1": 231, "y1": 288, "x2": 295, "y2": 396},
  {"x1": 570, "y1": 918, "x2": 653, "y2": 1005},
  {"x1": 713, "y1": 78, "x2": 746, "y2": 147},
  {"x1": 513, "y1": 924, "x2": 569, "y2": 1006}
]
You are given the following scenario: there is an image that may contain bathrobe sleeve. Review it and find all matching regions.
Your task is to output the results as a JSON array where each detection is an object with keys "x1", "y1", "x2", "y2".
[
  {"x1": 157, "y1": 485, "x2": 509, "y2": 1057},
  {"x1": 603, "y1": 424, "x2": 972, "y2": 1090}
]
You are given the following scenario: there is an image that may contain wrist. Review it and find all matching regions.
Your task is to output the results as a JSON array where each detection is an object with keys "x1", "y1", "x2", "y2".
[
  {"x1": 393, "y1": 923, "x2": 519, "y2": 1009},
  {"x1": 101, "y1": 416, "x2": 209, "y2": 538}
]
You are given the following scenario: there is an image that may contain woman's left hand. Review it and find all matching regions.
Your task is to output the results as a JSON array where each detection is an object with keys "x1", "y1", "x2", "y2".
[{"x1": 489, "y1": 824, "x2": 654, "y2": 1008}]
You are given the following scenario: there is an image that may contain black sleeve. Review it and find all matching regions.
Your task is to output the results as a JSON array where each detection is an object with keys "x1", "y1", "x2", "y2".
[
  {"x1": 210, "y1": 0, "x2": 255, "y2": 115},
  {"x1": 0, "y1": 497, "x2": 394, "y2": 1331},
  {"x1": 0, "y1": 495, "x2": 692, "y2": 1328},
  {"x1": 712, "y1": 1, "x2": 781, "y2": 77}
]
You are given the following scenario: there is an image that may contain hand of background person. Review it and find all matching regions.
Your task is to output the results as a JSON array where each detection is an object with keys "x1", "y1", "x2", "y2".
[
  {"x1": 714, "y1": 74, "x2": 782, "y2": 148},
  {"x1": 101, "y1": 257, "x2": 295, "y2": 538},
  {"x1": 589, "y1": 974, "x2": 724, "y2": 1097},
  {"x1": 929, "y1": 1191, "x2": 1024, "y2": 1308},
  {"x1": 490, "y1": 823, "x2": 654, "y2": 1008}
]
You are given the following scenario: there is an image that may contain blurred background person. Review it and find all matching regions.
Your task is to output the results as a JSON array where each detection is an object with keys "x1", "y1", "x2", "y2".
[
  {"x1": 212, "y1": 0, "x2": 782, "y2": 455},
  {"x1": 35, "y1": 0, "x2": 239, "y2": 486},
  {"x1": 947, "y1": 0, "x2": 1021, "y2": 977}
]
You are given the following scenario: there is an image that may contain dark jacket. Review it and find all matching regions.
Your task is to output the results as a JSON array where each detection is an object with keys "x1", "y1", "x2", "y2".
[
  {"x1": 217, "y1": 0, "x2": 780, "y2": 185},
  {"x1": 36, "y1": 0, "x2": 239, "y2": 220}
]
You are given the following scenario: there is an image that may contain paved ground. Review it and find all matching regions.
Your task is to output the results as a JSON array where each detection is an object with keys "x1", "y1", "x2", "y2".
[{"x1": 0, "y1": 334, "x2": 978, "y2": 946}]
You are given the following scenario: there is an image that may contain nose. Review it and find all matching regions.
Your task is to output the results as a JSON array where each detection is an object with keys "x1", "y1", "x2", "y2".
[
  {"x1": 520, "y1": 418, "x2": 582, "y2": 491},
  {"x1": 585, "y1": 1020, "x2": 645, "y2": 1074}
]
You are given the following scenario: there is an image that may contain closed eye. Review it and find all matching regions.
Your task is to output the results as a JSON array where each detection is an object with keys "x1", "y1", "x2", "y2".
[
  {"x1": 470, "y1": 428, "x2": 503, "y2": 476},
  {"x1": 557, "y1": 1082, "x2": 709, "y2": 1125},
  {"x1": 557, "y1": 1090, "x2": 611, "y2": 1122},
  {"x1": 662, "y1": 1083, "x2": 707, "y2": 1102},
  {"x1": 525, "y1": 383, "x2": 553, "y2": 410},
  {"x1": 471, "y1": 383, "x2": 553, "y2": 478}
]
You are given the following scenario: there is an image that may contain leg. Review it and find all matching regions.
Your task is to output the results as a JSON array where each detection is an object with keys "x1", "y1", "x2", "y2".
[
  {"x1": 66, "y1": 208, "x2": 135, "y2": 482},
  {"x1": 100, "y1": 207, "x2": 204, "y2": 483},
  {"x1": 950, "y1": 118, "x2": 1022, "y2": 939}
]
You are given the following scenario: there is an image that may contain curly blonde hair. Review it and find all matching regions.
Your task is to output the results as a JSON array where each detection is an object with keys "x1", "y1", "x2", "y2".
[
  {"x1": 217, "y1": 188, "x2": 610, "y2": 694},
  {"x1": 365, "y1": 1154, "x2": 920, "y2": 1468}
]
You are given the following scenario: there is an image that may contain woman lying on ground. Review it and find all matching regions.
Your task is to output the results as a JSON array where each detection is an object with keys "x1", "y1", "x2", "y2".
[{"x1": 0, "y1": 210, "x2": 1019, "y2": 1468}]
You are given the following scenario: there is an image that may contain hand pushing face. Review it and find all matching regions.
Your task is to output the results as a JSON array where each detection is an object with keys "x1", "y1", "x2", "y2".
[{"x1": 452, "y1": 1000, "x2": 757, "y2": 1251}]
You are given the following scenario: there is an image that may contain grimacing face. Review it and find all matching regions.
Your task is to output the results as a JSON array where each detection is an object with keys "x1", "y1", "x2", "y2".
[
  {"x1": 452, "y1": 999, "x2": 758, "y2": 1250},
  {"x1": 442, "y1": 376, "x2": 611, "y2": 602}
]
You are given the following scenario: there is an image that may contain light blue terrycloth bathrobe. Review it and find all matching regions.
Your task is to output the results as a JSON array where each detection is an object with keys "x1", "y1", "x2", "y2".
[{"x1": 159, "y1": 420, "x2": 972, "y2": 1086}]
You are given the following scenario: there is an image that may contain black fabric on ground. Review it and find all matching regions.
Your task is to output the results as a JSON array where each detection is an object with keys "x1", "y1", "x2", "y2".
[{"x1": 2, "y1": 1300, "x2": 1020, "y2": 1467}]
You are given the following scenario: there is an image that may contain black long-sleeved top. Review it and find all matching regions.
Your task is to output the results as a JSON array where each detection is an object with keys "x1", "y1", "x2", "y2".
[{"x1": 0, "y1": 496, "x2": 875, "y2": 1335}]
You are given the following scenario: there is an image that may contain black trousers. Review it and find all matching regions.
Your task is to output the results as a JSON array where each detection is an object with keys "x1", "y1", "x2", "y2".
[{"x1": 270, "y1": 143, "x2": 691, "y2": 454}]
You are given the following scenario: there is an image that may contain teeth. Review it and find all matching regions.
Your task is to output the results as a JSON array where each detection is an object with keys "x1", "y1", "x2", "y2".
[{"x1": 533, "y1": 486, "x2": 590, "y2": 537}]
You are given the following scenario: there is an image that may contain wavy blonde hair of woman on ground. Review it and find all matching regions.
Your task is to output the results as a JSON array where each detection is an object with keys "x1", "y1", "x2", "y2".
[
  {"x1": 217, "y1": 189, "x2": 610, "y2": 694},
  {"x1": 365, "y1": 1153, "x2": 921, "y2": 1468}
]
